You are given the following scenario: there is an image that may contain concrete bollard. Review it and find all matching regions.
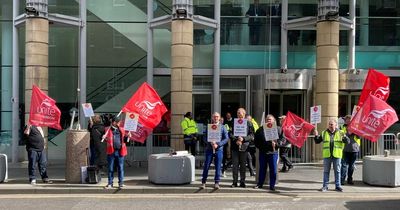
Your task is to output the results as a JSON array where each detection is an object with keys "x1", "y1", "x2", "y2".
[
  {"x1": 65, "y1": 130, "x2": 89, "y2": 183},
  {"x1": 384, "y1": 150, "x2": 390, "y2": 157}
]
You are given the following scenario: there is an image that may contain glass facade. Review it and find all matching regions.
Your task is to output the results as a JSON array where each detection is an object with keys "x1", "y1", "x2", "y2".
[{"x1": 1, "y1": 0, "x2": 400, "y2": 160}]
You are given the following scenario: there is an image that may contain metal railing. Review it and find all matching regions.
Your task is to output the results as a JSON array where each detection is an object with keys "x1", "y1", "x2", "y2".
[{"x1": 123, "y1": 132, "x2": 400, "y2": 164}]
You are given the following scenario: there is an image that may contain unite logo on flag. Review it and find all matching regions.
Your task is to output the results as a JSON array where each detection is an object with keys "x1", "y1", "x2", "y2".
[
  {"x1": 37, "y1": 99, "x2": 57, "y2": 117},
  {"x1": 122, "y1": 82, "x2": 168, "y2": 129},
  {"x1": 134, "y1": 100, "x2": 162, "y2": 119},
  {"x1": 373, "y1": 86, "x2": 390, "y2": 100},
  {"x1": 286, "y1": 123, "x2": 306, "y2": 138},
  {"x1": 349, "y1": 94, "x2": 398, "y2": 142}
]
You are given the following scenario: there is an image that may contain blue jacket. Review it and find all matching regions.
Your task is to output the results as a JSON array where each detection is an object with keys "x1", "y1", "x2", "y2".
[{"x1": 203, "y1": 124, "x2": 229, "y2": 152}]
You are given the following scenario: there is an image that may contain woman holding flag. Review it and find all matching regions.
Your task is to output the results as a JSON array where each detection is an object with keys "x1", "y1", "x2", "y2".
[{"x1": 200, "y1": 112, "x2": 229, "y2": 189}]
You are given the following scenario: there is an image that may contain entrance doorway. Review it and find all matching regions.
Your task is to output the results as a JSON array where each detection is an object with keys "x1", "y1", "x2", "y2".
[
  {"x1": 339, "y1": 91, "x2": 360, "y2": 117},
  {"x1": 265, "y1": 90, "x2": 305, "y2": 117},
  {"x1": 221, "y1": 91, "x2": 246, "y2": 119},
  {"x1": 264, "y1": 90, "x2": 308, "y2": 163}
]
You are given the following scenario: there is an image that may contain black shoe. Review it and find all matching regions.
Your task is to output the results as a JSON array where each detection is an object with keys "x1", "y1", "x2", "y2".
[
  {"x1": 280, "y1": 168, "x2": 287, "y2": 173},
  {"x1": 341, "y1": 179, "x2": 346, "y2": 185},
  {"x1": 253, "y1": 185, "x2": 263, "y2": 189},
  {"x1": 348, "y1": 180, "x2": 354, "y2": 185},
  {"x1": 269, "y1": 187, "x2": 276, "y2": 191},
  {"x1": 42, "y1": 178, "x2": 53, "y2": 184},
  {"x1": 288, "y1": 165, "x2": 293, "y2": 169},
  {"x1": 231, "y1": 183, "x2": 238, "y2": 188},
  {"x1": 240, "y1": 183, "x2": 246, "y2": 188},
  {"x1": 335, "y1": 186, "x2": 343, "y2": 192}
]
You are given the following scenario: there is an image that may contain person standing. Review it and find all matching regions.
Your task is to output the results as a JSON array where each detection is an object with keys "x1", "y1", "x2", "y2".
[
  {"x1": 222, "y1": 112, "x2": 234, "y2": 177},
  {"x1": 246, "y1": 0, "x2": 266, "y2": 45},
  {"x1": 88, "y1": 115, "x2": 107, "y2": 171},
  {"x1": 200, "y1": 112, "x2": 229, "y2": 189},
  {"x1": 24, "y1": 124, "x2": 52, "y2": 185},
  {"x1": 246, "y1": 114, "x2": 258, "y2": 176},
  {"x1": 254, "y1": 114, "x2": 279, "y2": 191},
  {"x1": 278, "y1": 115, "x2": 293, "y2": 172},
  {"x1": 313, "y1": 119, "x2": 349, "y2": 192},
  {"x1": 230, "y1": 108, "x2": 254, "y2": 188},
  {"x1": 104, "y1": 116, "x2": 129, "y2": 189},
  {"x1": 180, "y1": 112, "x2": 198, "y2": 155},
  {"x1": 340, "y1": 115, "x2": 361, "y2": 185}
]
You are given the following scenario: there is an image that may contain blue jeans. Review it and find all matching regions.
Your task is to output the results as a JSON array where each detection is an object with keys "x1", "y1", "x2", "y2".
[
  {"x1": 323, "y1": 157, "x2": 341, "y2": 188},
  {"x1": 202, "y1": 149, "x2": 223, "y2": 184},
  {"x1": 341, "y1": 152, "x2": 358, "y2": 182},
  {"x1": 107, "y1": 151, "x2": 124, "y2": 185},
  {"x1": 27, "y1": 150, "x2": 48, "y2": 181},
  {"x1": 258, "y1": 152, "x2": 278, "y2": 189}
]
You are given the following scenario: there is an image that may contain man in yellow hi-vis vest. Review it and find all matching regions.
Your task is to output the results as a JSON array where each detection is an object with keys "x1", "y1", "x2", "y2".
[
  {"x1": 313, "y1": 119, "x2": 349, "y2": 192},
  {"x1": 340, "y1": 115, "x2": 361, "y2": 185},
  {"x1": 181, "y1": 112, "x2": 198, "y2": 155}
]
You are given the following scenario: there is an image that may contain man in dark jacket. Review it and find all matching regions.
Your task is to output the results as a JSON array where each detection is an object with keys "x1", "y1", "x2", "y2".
[
  {"x1": 24, "y1": 124, "x2": 52, "y2": 185},
  {"x1": 254, "y1": 114, "x2": 279, "y2": 191},
  {"x1": 246, "y1": 0, "x2": 266, "y2": 45},
  {"x1": 230, "y1": 108, "x2": 254, "y2": 188}
]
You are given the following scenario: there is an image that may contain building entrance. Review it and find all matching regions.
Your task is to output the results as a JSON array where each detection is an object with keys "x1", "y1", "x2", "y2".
[{"x1": 265, "y1": 90, "x2": 305, "y2": 118}]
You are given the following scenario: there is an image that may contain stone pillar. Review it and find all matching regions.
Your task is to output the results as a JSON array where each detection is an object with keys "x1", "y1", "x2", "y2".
[
  {"x1": 65, "y1": 130, "x2": 89, "y2": 183},
  {"x1": 315, "y1": 20, "x2": 339, "y2": 161},
  {"x1": 25, "y1": 17, "x2": 49, "y2": 149},
  {"x1": 170, "y1": 20, "x2": 193, "y2": 152},
  {"x1": 1, "y1": 2, "x2": 12, "y2": 154}
]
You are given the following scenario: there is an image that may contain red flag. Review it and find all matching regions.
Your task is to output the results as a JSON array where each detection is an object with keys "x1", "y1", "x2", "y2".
[
  {"x1": 122, "y1": 82, "x2": 167, "y2": 129},
  {"x1": 29, "y1": 85, "x2": 62, "y2": 130},
  {"x1": 128, "y1": 123, "x2": 153, "y2": 144},
  {"x1": 282, "y1": 111, "x2": 315, "y2": 148},
  {"x1": 348, "y1": 95, "x2": 398, "y2": 142},
  {"x1": 358, "y1": 68, "x2": 390, "y2": 108}
]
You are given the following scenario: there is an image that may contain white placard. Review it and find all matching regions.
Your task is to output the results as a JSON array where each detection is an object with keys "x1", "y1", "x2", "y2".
[
  {"x1": 82, "y1": 103, "x2": 95, "y2": 117},
  {"x1": 81, "y1": 166, "x2": 88, "y2": 184},
  {"x1": 207, "y1": 124, "x2": 221, "y2": 142},
  {"x1": 124, "y1": 112, "x2": 139, "y2": 132},
  {"x1": 310, "y1": 105, "x2": 321, "y2": 124},
  {"x1": 234, "y1": 118, "x2": 248, "y2": 137},
  {"x1": 263, "y1": 122, "x2": 279, "y2": 141}
]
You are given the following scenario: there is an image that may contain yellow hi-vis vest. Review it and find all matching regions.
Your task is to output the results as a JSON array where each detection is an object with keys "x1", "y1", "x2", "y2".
[
  {"x1": 181, "y1": 117, "x2": 198, "y2": 135},
  {"x1": 340, "y1": 125, "x2": 361, "y2": 146},
  {"x1": 322, "y1": 130, "x2": 345, "y2": 159}
]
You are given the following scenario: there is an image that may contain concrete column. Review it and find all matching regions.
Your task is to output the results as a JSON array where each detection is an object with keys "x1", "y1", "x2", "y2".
[
  {"x1": 170, "y1": 20, "x2": 193, "y2": 152},
  {"x1": 360, "y1": 0, "x2": 369, "y2": 46},
  {"x1": 65, "y1": 130, "x2": 89, "y2": 183},
  {"x1": 25, "y1": 17, "x2": 49, "y2": 148},
  {"x1": 1, "y1": 3, "x2": 12, "y2": 152},
  {"x1": 315, "y1": 21, "x2": 339, "y2": 161}
]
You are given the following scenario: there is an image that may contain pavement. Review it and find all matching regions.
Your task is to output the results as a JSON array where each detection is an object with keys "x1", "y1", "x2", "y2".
[{"x1": 1, "y1": 161, "x2": 400, "y2": 195}]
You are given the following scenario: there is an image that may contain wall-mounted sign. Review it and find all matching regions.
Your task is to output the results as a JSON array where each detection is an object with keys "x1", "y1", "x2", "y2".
[
  {"x1": 265, "y1": 73, "x2": 309, "y2": 90},
  {"x1": 339, "y1": 73, "x2": 367, "y2": 90}
]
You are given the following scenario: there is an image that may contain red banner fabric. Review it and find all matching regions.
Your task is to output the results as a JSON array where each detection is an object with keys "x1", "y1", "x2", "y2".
[
  {"x1": 128, "y1": 123, "x2": 153, "y2": 144},
  {"x1": 357, "y1": 68, "x2": 390, "y2": 108},
  {"x1": 348, "y1": 95, "x2": 398, "y2": 142},
  {"x1": 29, "y1": 85, "x2": 62, "y2": 130},
  {"x1": 122, "y1": 82, "x2": 168, "y2": 129},
  {"x1": 282, "y1": 111, "x2": 315, "y2": 148}
]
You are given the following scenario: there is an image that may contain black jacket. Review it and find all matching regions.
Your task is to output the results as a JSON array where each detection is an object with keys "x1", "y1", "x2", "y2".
[
  {"x1": 254, "y1": 126, "x2": 278, "y2": 154},
  {"x1": 25, "y1": 126, "x2": 44, "y2": 151},
  {"x1": 246, "y1": 4, "x2": 266, "y2": 26},
  {"x1": 88, "y1": 123, "x2": 107, "y2": 167},
  {"x1": 229, "y1": 120, "x2": 255, "y2": 152}
]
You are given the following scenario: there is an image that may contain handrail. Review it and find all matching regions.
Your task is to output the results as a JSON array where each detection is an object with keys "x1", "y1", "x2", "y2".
[
  {"x1": 156, "y1": 0, "x2": 172, "y2": 15},
  {"x1": 87, "y1": 55, "x2": 147, "y2": 102}
]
